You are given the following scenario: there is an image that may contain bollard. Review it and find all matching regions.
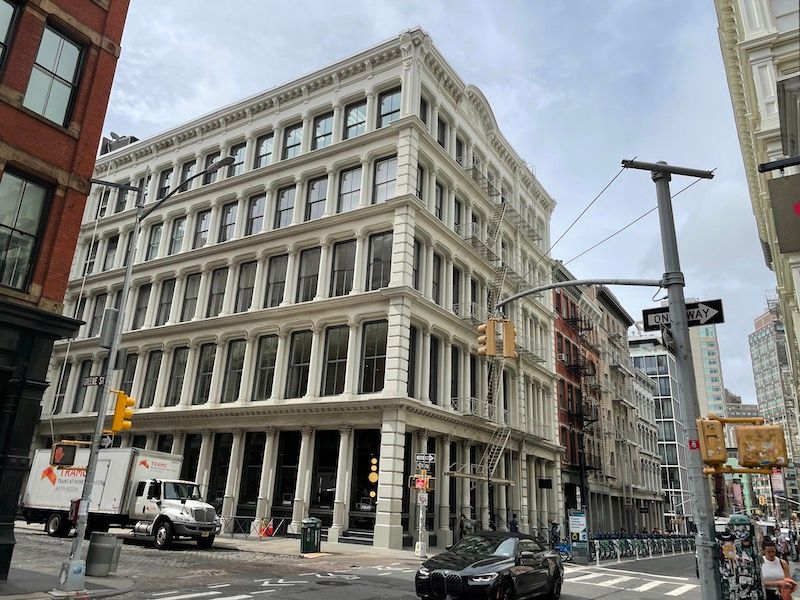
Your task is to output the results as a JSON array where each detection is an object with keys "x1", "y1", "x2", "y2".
[
  {"x1": 595, "y1": 540, "x2": 601, "y2": 567},
  {"x1": 614, "y1": 539, "x2": 621, "y2": 563},
  {"x1": 648, "y1": 538, "x2": 653, "y2": 559},
  {"x1": 661, "y1": 539, "x2": 666, "y2": 557},
  {"x1": 671, "y1": 538, "x2": 676, "y2": 556},
  {"x1": 635, "y1": 539, "x2": 640, "y2": 560}
]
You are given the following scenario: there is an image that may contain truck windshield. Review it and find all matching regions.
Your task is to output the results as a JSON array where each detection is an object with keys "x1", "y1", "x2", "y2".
[{"x1": 163, "y1": 482, "x2": 202, "y2": 501}]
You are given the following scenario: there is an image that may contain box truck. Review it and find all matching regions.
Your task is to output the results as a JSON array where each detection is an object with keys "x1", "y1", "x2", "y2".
[{"x1": 21, "y1": 447, "x2": 219, "y2": 549}]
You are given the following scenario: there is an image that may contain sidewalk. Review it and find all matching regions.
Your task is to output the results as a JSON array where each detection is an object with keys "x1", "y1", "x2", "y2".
[{"x1": 0, "y1": 567, "x2": 135, "y2": 600}]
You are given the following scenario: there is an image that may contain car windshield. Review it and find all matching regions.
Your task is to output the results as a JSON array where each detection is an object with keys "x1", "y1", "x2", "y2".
[
  {"x1": 451, "y1": 535, "x2": 517, "y2": 557},
  {"x1": 163, "y1": 482, "x2": 202, "y2": 501}
]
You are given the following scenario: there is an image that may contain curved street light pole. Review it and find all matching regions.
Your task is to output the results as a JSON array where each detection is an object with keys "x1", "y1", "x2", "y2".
[{"x1": 59, "y1": 156, "x2": 235, "y2": 591}]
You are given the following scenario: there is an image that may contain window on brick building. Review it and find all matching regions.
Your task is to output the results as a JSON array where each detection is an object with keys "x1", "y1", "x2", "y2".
[
  {"x1": 0, "y1": 1, "x2": 17, "y2": 69},
  {"x1": 0, "y1": 170, "x2": 48, "y2": 290},
  {"x1": 23, "y1": 27, "x2": 82, "y2": 126}
]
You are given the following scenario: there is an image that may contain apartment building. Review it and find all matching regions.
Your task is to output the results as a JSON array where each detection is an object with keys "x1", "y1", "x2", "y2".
[
  {"x1": 0, "y1": 0, "x2": 129, "y2": 578},
  {"x1": 38, "y1": 29, "x2": 562, "y2": 549}
]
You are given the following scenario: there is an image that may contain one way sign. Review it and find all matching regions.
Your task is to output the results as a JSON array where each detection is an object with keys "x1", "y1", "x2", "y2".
[{"x1": 642, "y1": 299, "x2": 724, "y2": 331}]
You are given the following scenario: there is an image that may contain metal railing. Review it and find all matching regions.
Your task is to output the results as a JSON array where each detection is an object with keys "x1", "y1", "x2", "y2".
[
  {"x1": 586, "y1": 534, "x2": 695, "y2": 565},
  {"x1": 217, "y1": 516, "x2": 290, "y2": 539}
]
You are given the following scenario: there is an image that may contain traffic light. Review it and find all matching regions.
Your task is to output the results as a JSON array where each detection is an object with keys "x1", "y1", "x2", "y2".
[
  {"x1": 502, "y1": 320, "x2": 518, "y2": 359},
  {"x1": 697, "y1": 418, "x2": 727, "y2": 465},
  {"x1": 736, "y1": 424, "x2": 788, "y2": 467},
  {"x1": 477, "y1": 319, "x2": 498, "y2": 357},
  {"x1": 111, "y1": 389, "x2": 135, "y2": 432},
  {"x1": 50, "y1": 442, "x2": 77, "y2": 467}
]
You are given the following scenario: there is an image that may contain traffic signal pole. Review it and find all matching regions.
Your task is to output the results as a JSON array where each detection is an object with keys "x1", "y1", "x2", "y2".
[
  {"x1": 58, "y1": 179, "x2": 145, "y2": 592},
  {"x1": 624, "y1": 160, "x2": 721, "y2": 600}
]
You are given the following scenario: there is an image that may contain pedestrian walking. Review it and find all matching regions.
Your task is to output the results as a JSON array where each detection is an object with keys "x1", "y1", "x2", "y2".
[
  {"x1": 550, "y1": 521, "x2": 560, "y2": 548},
  {"x1": 762, "y1": 539, "x2": 797, "y2": 600},
  {"x1": 458, "y1": 514, "x2": 466, "y2": 541},
  {"x1": 509, "y1": 514, "x2": 519, "y2": 533}
]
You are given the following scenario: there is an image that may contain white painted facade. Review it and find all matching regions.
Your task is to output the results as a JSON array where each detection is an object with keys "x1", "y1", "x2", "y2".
[{"x1": 38, "y1": 29, "x2": 562, "y2": 548}]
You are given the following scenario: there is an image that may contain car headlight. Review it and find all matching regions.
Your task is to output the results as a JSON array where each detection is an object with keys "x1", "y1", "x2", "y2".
[
  {"x1": 173, "y1": 511, "x2": 192, "y2": 523},
  {"x1": 417, "y1": 566, "x2": 429, "y2": 577},
  {"x1": 469, "y1": 573, "x2": 498, "y2": 584}
]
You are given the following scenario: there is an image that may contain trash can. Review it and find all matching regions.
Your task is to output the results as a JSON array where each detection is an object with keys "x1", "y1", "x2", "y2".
[
  {"x1": 301, "y1": 518, "x2": 321, "y2": 553},
  {"x1": 85, "y1": 532, "x2": 118, "y2": 577}
]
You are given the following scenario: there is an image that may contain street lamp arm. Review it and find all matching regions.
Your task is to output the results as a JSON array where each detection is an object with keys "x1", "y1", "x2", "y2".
[{"x1": 493, "y1": 278, "x2": 664, "y2": 312}]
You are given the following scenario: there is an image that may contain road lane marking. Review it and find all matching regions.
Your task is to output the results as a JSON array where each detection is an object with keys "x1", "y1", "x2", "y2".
[
  {"x1": 588, "y1": 566, "x2": 690, "y2": 581},
  {"x1": 152, "y1": 593, "x2": 181, "y2": 597},
  {"x1": 666, "y1": 584, "x2": 699, "y2": 596},
  {"x1": 207, "y1": 584, "x2": 231, "y2": 589},
  {"x1": 596, "y1": 575, "x2": 634, "y2": 587},
  {"x1": 215, "y1": 596, "x2": 252, "y2": 600},
  {"x1": 633, "y1": 581, "x2": 665, "y2": 592},
  {"x1": 155, "y1": 593, "x2": 222, "y2": 600},
  {"x1": 568, "y1": 572, "x2": 606, "y2": 582}
]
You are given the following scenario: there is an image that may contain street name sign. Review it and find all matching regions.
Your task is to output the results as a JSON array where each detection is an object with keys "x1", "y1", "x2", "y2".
[
  {"x1": 82, "y1": 375, "x2": 106, "y2": 387},
  {"x1": 415, "y1": 453, "x2": 435, "y2": 470},
  {"x1": 642, "y1": 299, "x2": 724, "y2": 331}
]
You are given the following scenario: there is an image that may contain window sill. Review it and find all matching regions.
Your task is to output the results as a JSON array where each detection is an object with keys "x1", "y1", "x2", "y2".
[{"x1": 4, "y1": 93, "x2": 81, "y2": 140}]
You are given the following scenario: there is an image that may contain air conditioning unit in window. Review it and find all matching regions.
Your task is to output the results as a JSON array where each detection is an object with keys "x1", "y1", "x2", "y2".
[{"x1": 557, "y1": 353, "x2": 568, "y2": 363}]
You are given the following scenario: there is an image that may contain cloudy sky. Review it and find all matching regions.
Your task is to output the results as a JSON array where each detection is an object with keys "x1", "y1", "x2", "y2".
[{"x1": 102, "y1": 0, "x2": 774, "y2": 403}]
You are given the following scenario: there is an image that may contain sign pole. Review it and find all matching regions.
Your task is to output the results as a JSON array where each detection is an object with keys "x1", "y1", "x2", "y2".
[{"x1": 415, "y1": 468, "x2": 428, "y2": 558}]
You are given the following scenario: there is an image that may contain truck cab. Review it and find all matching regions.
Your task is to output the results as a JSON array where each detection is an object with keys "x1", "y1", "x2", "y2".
[{"x1": 131, "y1": 479, "x2": 219, "y2": 549}]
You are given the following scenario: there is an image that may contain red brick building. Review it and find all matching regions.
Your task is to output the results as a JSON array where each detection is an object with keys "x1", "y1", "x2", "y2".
[{"x1": 0, "y1": 0, "x2": 129, "y2": 578}]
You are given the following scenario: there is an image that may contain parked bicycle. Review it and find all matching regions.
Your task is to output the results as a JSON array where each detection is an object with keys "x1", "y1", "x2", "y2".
[{"x1": 555, "y1": 538, "x2": 574, "y2": 563}]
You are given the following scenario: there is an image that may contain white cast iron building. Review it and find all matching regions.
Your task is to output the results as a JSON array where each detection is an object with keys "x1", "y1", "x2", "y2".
[{"x1": 38, "y1": 28, "x2": 561, "y2": 549}]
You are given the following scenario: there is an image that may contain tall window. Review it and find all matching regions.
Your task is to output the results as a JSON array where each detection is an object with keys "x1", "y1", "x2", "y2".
[
  {"x1": 296, "y1": 247, "x2": 320, "y2": 303},
  {"x1": 218, "y1": 202, "x2": 237, "y2": 242},
  {"x1": 265, "y1": 254, "x2": 287, "y2": 308},
  {"x1": 165, "y1": 346, "x2": 189, "y2": 407},
  {"x1": 338, "y1": 166, "x2": 361, "y2": 213},
  {"x1": 432, "y1": 253, "x2": 442, "y2": 305},
  {"x1": 0, "y1": 1, "x2": 17, "y2": 68},
  {"x1": 454, "y1": 198, "x2": 463, "y2": 232},
  {"x1": 372, "y1": 156, "x2": 397, "y2": 204},
  {"x1": 305, "y1": 176, "x2": 327, "y2": 221},
  {"x1": 193, "y1": 209, "x2": 211, "y2": 248},
  {"x1": 282, "y1": 123, "x2": 302, "y2": 159},
  {"x1": 157, "y1": 168, "x2": 172, "y2": 199},
  {"x1": 322, "y1": 326, "x2": 348, "y2": 396},
  {"x1": 73, "y1": 296, "x2": 86, "y2": 321},
  {"x1": 95, "y1": 188, "x2": 110, "y2": 219},
  {"x1": 437, "y1": 117, "x2": 447, "y2": 148},
  {"x1": 53, "y1": 361, "x2": 71, "y2": 414},
  {"x1": 132, "y1": 284, "x2": 151, "y2": 329},
  {"x1": 430, "y1": 336, "x2": 440, "y2": 404},
  {"x1": 181, "y1": 273, "x2": 201, "y2": 321},
  {"x1": 82, "y1": 239, "x2": 98, "y2": 276},
  {"x1": 416, "y1": 165, "x2": 425, "y2": 200},
  {"x1": 221, "y1": 339, "x2": 246, "y2": 403},
  {"x1": 312, "y1": 112, "x2": 333, "y2": 150},
  {"x1": 456, "y1": 137, "x2": 464, "y2": 161},
  {"x1": 419, "y1": 97, "x2": 428, "y2": 124},
  {"x1": 235, "y1": 261, "x2": 256, "y2": 312},
  {"x1": 145, "y1": 223, "x2": 162, "y2": 260},
  {"x1": 169, "y1": 217, "x2": 185, "y2": 255},
  {"x1": 286, "y1": 330, "x2": 312, "y2": 398},
  {"x1": 114, "y1": 185, "x2": 128, "y2": 213},
  {"x1": 408, "y1": 326, "x2": 417, "y2": 398},
  {"x1": 0, "y1": 171, "x2": 48, "y2": 290},
  {"x1": 245, "y1": 194, "x2": 265, "y2": 235},
  {"x1": 452, "y1": 267, "x2": 461, "y2": 311},
  {"x1": 120, "y1": 352, "x2": 137, "y2": 395},
  {"x1": 140, "y1": 350, "x2": 163, "y2": 408},
  {"x1": 155, "y1": 278, "x2": 175, "y2": 326},
  {"x1": 330, "y1": 240, "x2": 356, "y2": 297},
  {"x1": 253, "y1": 335, "x2": 278, "y2": 400},
  {"x1": 227, "y1": 143, "x2": 246, "y2": 177},
  {"x1": 192, "y1": 343, "x2": 216, "y2": 405},
  {"x1": 122, "y1": 232, "x2": 133, "y2": 267},
  {"x1": 254, "y1": 133, "x2": 273, "y2": 168},
  {"x1": 23, "y1": 27, "x2": 82, "y2": 126},
  {"x1": 88, "y1": 294, "x2": 106, "y2": 337},
  {"x1": 343, "y1": 100, "x2": 367, "y2": 139},
  {"x1": 273, "y1": 186, "x2": 294, "y2": 229},
  {"x1": 177, "y1": 160, "x2": 195, "y2": 192},
  {"x1": 434, "y1": 183, "x2": 443, "y2": 220},
  {"x1": 102, "y1": 235, "x2": 118, "y2": 271},
  {"x1": 202, "y1": 152, "x2": 221, "y2": 184},
  {"x1": 206, "y1": 267, "x2": 228, "y2": 317},
  {"x1": 72, "y1": 361, "x2": 92, "y2": 413},
  {"x1": 377, "y1": 88, "x2": 401, "y2": 128},
  {"x1": 360, "y1": 320, "x2": 388, "y2": 393},
  {"x1": 366, "y1": 232, "x2": 392, "y2": 291}
]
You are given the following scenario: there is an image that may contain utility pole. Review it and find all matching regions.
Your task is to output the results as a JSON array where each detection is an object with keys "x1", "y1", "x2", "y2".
[{"x1": 622, "y1": 159, "x2": 721, "y2": 600}]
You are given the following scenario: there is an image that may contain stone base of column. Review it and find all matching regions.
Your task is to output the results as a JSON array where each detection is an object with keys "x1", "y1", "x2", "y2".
[
  {"x1": 436, "y1": 527, "x2": 452, "y2": 548},
  {"x1": 327, "y1": 501, "x2": 346, "y2": 543},
  {"x1": 289, "y1": 498, "x2": 305, "y2": 534},
  {"x1": 221, "y1": 496, "x2": 235, "y2": 533},
  {"x1": 373, "y1": 523, "x2": 404, "y2": 549}
]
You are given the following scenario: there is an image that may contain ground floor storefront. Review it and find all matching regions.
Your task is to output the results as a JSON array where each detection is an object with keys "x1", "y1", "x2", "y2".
[{"x1": 40, "y1": 402, "x2": 561, "y2": 549}]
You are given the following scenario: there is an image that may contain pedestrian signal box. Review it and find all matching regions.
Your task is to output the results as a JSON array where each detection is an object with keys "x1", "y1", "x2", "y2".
[
  {"x1": 697, "y1": 419, "x2": 727, "y2": 465},
  {"x1": 736, "y1": 425, "x2": 788, "y2": 467},
  {"x1": 50, "y1": 442, "x2": 77, "y2": 467}
]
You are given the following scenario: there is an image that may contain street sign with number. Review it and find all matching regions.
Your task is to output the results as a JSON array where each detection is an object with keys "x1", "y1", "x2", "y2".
[
  {"x1": 82, "y1": 375, "x2": 106, "y2": 387},
  {"x1": 642, "y1": 299, "x2": 724, "y2": 331}
]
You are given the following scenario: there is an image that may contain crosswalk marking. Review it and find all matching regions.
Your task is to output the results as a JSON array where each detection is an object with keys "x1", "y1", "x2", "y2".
[
  {"x1": 155, "y1": 593, "x2": 222, "y2": 600},
  {"x1": 633, "y1": 580, "x2": 665, "y2": 592},
  {"x1": 568, "y1": 572, "x2": 606, "y2": 582},
  {"x1": 215, "y1": 596, "x2": 252, "y2": 600},
  {"x1": 152, "y1": 593, "x2": 181, "y2": 598},
  {"x1": 596, "y1": 575, "x2": 634, "y2": 587},
  {"x1": 666, "y1": 584, "x2": 698, "y2": 596}
]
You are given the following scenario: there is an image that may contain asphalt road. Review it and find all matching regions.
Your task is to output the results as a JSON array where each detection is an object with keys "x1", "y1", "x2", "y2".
[{"x1": 10, "y1": 523, "x2": 701, "y2": 600}]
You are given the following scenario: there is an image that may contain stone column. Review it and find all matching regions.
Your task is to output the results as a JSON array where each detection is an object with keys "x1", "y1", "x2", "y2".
[
  {"x1": 281, "y1": 251, "x2": 297, "y2": 305},
  {"x1": 358, "y1": 159, "x2": 370, "y2": 208},
  {"x1": 145, "y1": 434, "x2": 156, "y2": 451},
  {"x1": 331, "y1": 103, "x2": 343, "y2": 144},
  {"x1": 373, "y1": 407, "x2": 408, "y2": 549},
  {"x1": 192, "y1": 268, "x2": 211, "y2": 321},
  {"x1": 350, "y1": 235, "x2": 366, "y2": 294},
  {"x1": 152, "y1": 350, "x2": 171, "y2": 409},
  {"x1": 436, "y1": 435, "x2": 452, "y2": 547},
  {"x1": 479, "y1": 473, "x2": 490, "y2": 532},
  {"x1": 251, "y1": 257, "x2": 267, "y2": 311},
  {"x1": 530, "y1": 459, "x2": 540, "y2": 534},
  {"x1": 314, "y1": 243, "x2": 330, "y2": 300},
  {"x1": 424, "y1": 244, "x2": 434, "y2": 300},
  {"x1": 539, "y1": 460, "x2": 549, "y2": 528},
  {"x1": 327, "y1": 425, "x2": 352, "y2": 543},
  {"x1": 291, "y1": 180, "x2": 304, "y2": 226},
  {"x1": 388, "y1": 204, "x2": 416, "y2": 289},
  {"x1": 343, "y1": 323, "x2": 360, "y2": 395},
  {"x1": 196, "y1": 431, "x2": 214, "y2": 491},
  {"x1": 323, "y1": 169, "x2": 336, "y2": 217},
  {"x1": 206, "y1": 341, "x2": 224, "y2": 405},
  {"x1": 170, "y1": 433, "x2": 185, "y2": 456},
  {"x1": 178, "y1": 344, "x2": 199, "y2": 408},
  {"x1": 383, "y1": 296, "x2": 413, "y2": 398},
  {"x1": 238, "y1": 336, "x2": 257, "y2": 402},
  {"x1": 419, "y1": 331, "x2": 431, "y2": 403},
  {"x1": 219, "y1": 261, "x2": 238, "y2": 316},
  {"x1": 289, "y1": 426, "x2": 314, "y2": 534},
  {"x1": 519, "y1": 452, "x2": 530, "y2": 533},
  {"x1": 305, "y1": 328, "x2": 323, "y2": 398},
  {"x1": 222, "y1": 429, "x2": 245, "y2": 525},
  {"x1": 460, "y1": 442, "x2": 472, "y2": 521},
  {"x1": 271, "y1": 333, "x2": 289, "y2": 400},
  {"x1": 497, "y1": 454, "x2": 508, "y2": 531},
  {"x1": 255, "y1": 428, "x2": 279, "y2": 518},
  {"x1": 442, "y1": 339, "x2": 452, "y2": 410}
]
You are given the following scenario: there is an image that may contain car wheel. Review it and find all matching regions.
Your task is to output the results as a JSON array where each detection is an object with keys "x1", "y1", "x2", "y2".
[
  {"x1": 196, "y1": 534, "x2": 215, "y2": 549},
  {"x1": 546, "y1": 572, "x2": 562, "y2": 599},
  {"x1": 154, "y1": 521, "x2": 173, "y2": 550},
  {"x1": 502, "y1": 582, "x2": 516, "y2": 600},
  {"x1": 46, "y1": 513, "x2": 70, "y2": 537}
]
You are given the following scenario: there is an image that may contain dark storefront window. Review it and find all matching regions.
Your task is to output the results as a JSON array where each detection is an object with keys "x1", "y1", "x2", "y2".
[
  {"x1": 207, "y1": 433, "x2": 233, "y2": 512},
  {"x1": 237, "y1": 431, "x2": 266, "y2": 518},
  {"x1": 180, "y1": 433, "x2": 203, "y2": 481},
  {"x1": 272, "y1": 431, "x2": 300, "y2": 518},
  {"x1": 349, "y1": 429, "x2": 381, "y2": 530},
  {"x1": 310, "y1": 430, "x2": 340, "y2": 525}
]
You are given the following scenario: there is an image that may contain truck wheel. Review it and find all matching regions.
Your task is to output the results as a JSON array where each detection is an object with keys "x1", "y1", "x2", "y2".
[
  {"x1": 154, "y1": 521, "x2": 173, "y2": 550},
  {"x1": 196, "y1": 534, "x2": 215, "y2": 549},
  {"x1": 46, "y1": 513, "x2": 70, "y2": 537}
]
